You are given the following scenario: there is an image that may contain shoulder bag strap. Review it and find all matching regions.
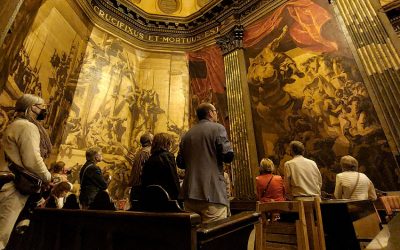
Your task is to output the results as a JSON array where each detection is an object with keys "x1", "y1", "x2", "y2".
[
  {"x1": 348, "y1": 173, "x2": 360, "y2": 198},
  {"x1": 262, "y1": 175, "x2": 274, "y2": 197},
  {"x1": 80, "y1": 163, "x2": 93, "y2": 185}
]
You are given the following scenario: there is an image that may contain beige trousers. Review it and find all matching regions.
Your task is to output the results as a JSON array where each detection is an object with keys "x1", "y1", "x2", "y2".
[
  {"x1": 184, "y1": 199, "x2": 228, "y2": 223},
  {"x1": 0, "y1": 184, "x2": 28, "y2": 250}
]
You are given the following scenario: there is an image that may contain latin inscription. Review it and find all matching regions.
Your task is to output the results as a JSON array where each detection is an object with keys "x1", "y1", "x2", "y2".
[{"x1": 93, "y1": 6, "x2": 219, "y2": 45}]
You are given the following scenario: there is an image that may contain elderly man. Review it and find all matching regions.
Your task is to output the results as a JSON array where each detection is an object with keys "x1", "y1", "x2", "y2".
[
  {"x1": 283, "y1": 141, "x2": 322, "y2": 200},
  {"x1": 177, "y1": 103, "x2": 234, "y2": 223},
  {"x1": 79, "y1": 147, "x2": 108, "y2": 209},
  {"x1": 0, "y1": 94, "x2": 52, "y2": 249}
]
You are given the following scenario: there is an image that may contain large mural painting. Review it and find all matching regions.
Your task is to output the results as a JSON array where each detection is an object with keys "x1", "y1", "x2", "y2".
[
  {"x1": 244, "y1": 0, "x2": 400, "y2": 192},
  {"x1": 58, "y1": 27, "x2": 189, "y2": 200},
  {"x1": 0, "y1": 0, "x2": 190, "y2": 201}
]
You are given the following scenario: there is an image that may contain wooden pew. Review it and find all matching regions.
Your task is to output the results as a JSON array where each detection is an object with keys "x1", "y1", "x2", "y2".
[
  {"x1": 197, "y1": 211, "x2": 260, "y2": 250},
  {"x1": 12, "y1": 208, "x2": 258, "y2": 250},
  {"x1": 24, "y1": 209, "x2": 201, "y2": 250},
  {"x1": 320, "y1": 200, "x2": 381, "y2": 250}
]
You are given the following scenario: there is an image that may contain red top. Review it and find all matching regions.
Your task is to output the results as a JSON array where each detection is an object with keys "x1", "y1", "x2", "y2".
[{"x1": 256, "y1": 174, "x2": 286, "y2": 202}]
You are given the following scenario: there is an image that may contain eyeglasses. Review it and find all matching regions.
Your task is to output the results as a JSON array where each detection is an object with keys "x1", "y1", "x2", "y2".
[{"x1": 33, "y1": 103, "x2": 48, "y2": 108}]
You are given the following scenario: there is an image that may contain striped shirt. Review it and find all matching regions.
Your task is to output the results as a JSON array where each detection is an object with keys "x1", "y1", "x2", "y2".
[{"x1": 334, "y1": 171, "x2": 377, "y2": 200}]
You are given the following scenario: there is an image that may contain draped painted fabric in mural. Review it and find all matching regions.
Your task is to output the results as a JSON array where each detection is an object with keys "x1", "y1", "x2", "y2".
[
  {"x1": 244, "y1": 0, "x2": 400, "y2": 192},
  {"x1": 187, "y1": 45, "x2": 229, "y2": 130}
]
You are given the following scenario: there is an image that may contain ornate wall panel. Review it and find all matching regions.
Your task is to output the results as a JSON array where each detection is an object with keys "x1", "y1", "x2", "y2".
[{"x1": 243, "y1": 0, "x2": 399, "y2": 192}]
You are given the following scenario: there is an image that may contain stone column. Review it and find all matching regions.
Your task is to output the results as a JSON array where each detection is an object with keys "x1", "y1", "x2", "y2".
[
  {"x1": 335, "y1": 0, "x2": 400, "y2": 155},
  {"x1": 217, "y1": 25, "x2": 258, "y2": 199}
]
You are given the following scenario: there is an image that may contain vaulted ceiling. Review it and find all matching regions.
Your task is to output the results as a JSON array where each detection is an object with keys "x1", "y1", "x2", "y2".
[{"x1": 122, "y1": 0, "x2": 218, "y2": 17}]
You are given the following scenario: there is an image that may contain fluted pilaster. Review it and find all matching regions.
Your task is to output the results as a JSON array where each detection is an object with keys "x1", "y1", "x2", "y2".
[
  {"x1": 217, "y1": 25, "x2": 257, "y2": 199},
  {"x1": 336, "y1": 0, "x2": 400, "y2": 154}
]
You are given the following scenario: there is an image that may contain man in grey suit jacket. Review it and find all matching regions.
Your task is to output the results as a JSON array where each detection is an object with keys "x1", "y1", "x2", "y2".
[{"x1": 177, "y1": 103, "x2": 234, "y2": 223}]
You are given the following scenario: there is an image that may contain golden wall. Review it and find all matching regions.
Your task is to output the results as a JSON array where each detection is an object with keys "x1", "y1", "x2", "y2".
[
  {"x1": 0, "y1": 0, "x2": 190, "y2": 200},
  {"x1": 58, "y1": 27, "x2": 189, "y2": 199},
  {"x1": 243, "y1": 0, "x2": 399, "y2": 192},
  {"x1": 0, "y1": 0, "x2": 91, "y2": 145}
]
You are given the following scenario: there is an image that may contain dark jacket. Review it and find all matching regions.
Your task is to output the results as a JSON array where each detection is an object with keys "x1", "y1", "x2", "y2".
[
  {"x1": 79, "y1": 161, "x2": 107, "y2": 207},
  {"x1": 141, "y1": 149, "x2": 180, "y2": 200}
]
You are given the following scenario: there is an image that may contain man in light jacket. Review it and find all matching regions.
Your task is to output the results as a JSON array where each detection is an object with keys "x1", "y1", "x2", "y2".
[{"x1": 177, "y1": 103, "x2": 234, "y2": 223}]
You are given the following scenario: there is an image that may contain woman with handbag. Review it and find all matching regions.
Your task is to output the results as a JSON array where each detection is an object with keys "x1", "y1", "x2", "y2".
[
  {"x1": 256, "y1": 158, "x2": 285, "y2": 202},
  {"x1": 0, "y1": 94, "x2": 52, "y2": 249},
  {"x1": 334, "y1": 155, "x2": 377, "y2": 200}
]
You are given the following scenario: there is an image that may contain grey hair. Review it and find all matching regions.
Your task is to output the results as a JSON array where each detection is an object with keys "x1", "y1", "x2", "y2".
[
  {"x1": 15, "y1": 94, "x2": 43, "y2": 113},
  {"x1": 86, "y1": 147, "x2": 101, "y2": 161},
  {"x1": 340, "y1": 155, "x2": 358, "y2": 171},
  {"x1": 289, "y1": 141, "x2": 305, "y2": 156}
]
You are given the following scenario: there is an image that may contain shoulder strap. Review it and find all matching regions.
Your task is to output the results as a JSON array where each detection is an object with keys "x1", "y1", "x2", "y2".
[
  {"x1": 348, "y1": 173, "x2": 360, "y2": 198},
  {"x1": 80, "y1": 163, "x2": 93, "y2": 184},
  {"x1": 262, "y1": 175, "x2": 274, "y2": 197}
]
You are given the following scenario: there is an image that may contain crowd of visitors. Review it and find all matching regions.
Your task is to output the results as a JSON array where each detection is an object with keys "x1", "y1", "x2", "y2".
[{"x1": 0, "y1": 95, "x2": 380, "y2": 249}]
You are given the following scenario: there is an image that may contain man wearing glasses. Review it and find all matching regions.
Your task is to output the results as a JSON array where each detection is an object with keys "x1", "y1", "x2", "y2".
[{"x1": 177, "y1": 102, "x2": 234, "y2": 223}]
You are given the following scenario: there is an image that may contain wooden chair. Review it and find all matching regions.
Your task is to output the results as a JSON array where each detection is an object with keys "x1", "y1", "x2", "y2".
[
  {"x1": 303, "y1": 198, "x2": 326, "y2": 250},
  {"x1": 380, "y1": 195, "x2": 400, "y2": 222},
  {"x1": 255, "y1": 201, "x2": 309, "y2": 250}
]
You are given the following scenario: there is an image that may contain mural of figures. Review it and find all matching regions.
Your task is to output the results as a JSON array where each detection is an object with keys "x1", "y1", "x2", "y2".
[
  {"x1": 58, "y1": 27, "x2": 189, "y2": 200},
  {"x1": 244, "y1": 0, "x2": 399, "y2": 192},
  {"x1": 0, "y1": 0, "x2": 90, "y2": 141},
  {"x1": 0, "y1": 1, "x2": 189, "y2": 201}
]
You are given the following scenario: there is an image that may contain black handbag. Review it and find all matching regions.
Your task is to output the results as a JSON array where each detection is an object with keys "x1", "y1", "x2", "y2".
[{"x1": 6, "y1": 154, "x2": 42, "y2": 195}]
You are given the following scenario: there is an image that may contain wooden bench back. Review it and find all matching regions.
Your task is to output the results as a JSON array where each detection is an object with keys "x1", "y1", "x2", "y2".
[
  {"x1": 26, "y1": 208, "x2": 201, "y2": 250},
  {"x1": 256, "y1": 201, "x2": 309, "y2": 250},
  {"x1": 13, "y1": 208, "x2": 259, "y2": 250}
]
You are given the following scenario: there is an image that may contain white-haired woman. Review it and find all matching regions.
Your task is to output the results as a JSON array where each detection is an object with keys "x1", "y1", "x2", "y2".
[
  {"x1": 0, "y1": 94, "x2": 52, "y2": 249},
  {"x1": 256, "y1": 158, "x2": 285, "y2": 202},
  {"x1": 334, "y1": 155, "x2": 377, "y2": 200}
]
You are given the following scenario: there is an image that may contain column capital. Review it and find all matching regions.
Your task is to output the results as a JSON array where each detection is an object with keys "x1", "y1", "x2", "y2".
[{"x1": 216, "y1": 25, "x2": 244, "y2": 55}]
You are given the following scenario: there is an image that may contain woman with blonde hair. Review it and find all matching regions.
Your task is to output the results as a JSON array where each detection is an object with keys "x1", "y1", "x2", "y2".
[
  {"x1": 334, "y1": 155, "x2": 377, "y2": 200},
  {"x1": 256, "y1": 158, "x2": 285, "y2": 202},
  {"x1": 141, "y1": 133, "x2": 180, "y2": 199}
]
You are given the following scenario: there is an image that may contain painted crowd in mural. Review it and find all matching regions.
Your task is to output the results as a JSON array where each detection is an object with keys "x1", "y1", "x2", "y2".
[
  {"x1": 59, "y1": 27, "x2": 189, "y2": 199},
  {"x1": 244, "y1": 0, "x2": 400, "y2": 192}
]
